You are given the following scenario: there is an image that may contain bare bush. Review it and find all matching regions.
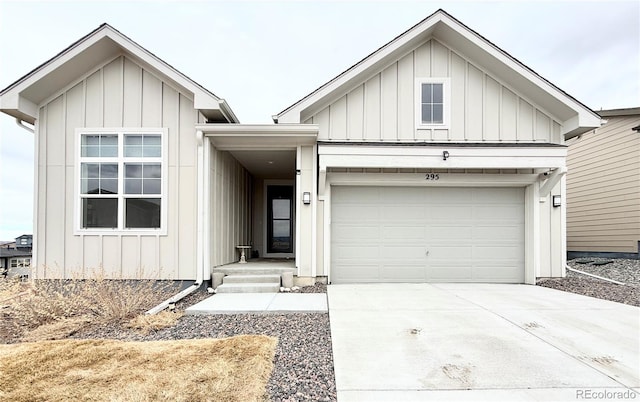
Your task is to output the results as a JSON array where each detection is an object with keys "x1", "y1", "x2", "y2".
[{"x1": 2, "y1": 269, "x2": 181, "y2": 342}]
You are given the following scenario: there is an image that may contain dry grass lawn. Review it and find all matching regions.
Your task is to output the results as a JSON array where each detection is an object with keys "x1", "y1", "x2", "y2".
[{"x1": 0, "y1": 335, "x2": 278, "y2": 402}]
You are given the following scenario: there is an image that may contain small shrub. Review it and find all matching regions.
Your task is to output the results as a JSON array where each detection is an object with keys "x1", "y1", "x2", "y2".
[
  {"x1": 4, "y1": 269, "x2": 181, "y2": 339},
  {"x1": 127, "y1": 311, "x2": 183, "y2": 334}
]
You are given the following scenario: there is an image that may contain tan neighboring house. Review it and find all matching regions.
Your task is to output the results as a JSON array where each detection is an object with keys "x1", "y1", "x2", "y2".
[
  {"x1": 566, "y1": 107, "x2": 640, "y2": 259},
  {"x1": 0, "y1": 9, "x2": 600, "y2": 287}
]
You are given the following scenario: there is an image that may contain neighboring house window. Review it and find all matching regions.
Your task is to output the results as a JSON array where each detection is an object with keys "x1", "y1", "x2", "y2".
[
  {"x1": 10, "y1": 258, "x2": 31, "y2": 268},
  {"x1": 77, "y1": 129, "x2": 166, "y2": 233},
  {"x1": 415, "y1": 78, "x2": 450, "y2": 128}
]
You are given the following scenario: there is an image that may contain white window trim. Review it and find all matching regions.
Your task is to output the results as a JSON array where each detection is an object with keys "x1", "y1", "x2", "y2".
[
  {"x1": 415, "y1": 77, "x2": 451, "y2": 129},
  {"x1": 74, "y1": 127, "x2": 168, "y2": 235}
]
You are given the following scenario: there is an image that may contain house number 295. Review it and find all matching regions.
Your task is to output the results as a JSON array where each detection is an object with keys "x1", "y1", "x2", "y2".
[{"x1": 425, "y1": 173, "x2": 440, "y2": 181}]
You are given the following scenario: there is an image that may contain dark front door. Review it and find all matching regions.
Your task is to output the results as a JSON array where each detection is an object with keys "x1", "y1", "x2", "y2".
[{"x1": 267, "y1": 185, "x2": 293, "y2": 254}]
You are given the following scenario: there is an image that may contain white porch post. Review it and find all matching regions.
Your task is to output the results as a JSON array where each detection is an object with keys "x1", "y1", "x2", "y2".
[{"x1": 195, "y1": 130, "x2": 205, "y2": 284}]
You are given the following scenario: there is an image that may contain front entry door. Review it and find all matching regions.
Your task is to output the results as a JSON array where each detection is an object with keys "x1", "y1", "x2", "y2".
[{"x1": 267, "y1": 185, "x2": 293, "y2": 254}]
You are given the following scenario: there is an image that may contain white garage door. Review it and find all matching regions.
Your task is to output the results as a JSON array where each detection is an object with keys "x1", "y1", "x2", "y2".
[{"x1": 331, "y1": 186, "x2": 525, "y2": 283}]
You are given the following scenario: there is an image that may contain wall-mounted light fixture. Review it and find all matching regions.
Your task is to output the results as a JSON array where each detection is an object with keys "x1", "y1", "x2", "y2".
[
  {"x1": 442, "y1": 151, "x2": 450, "y2": 161},
  {"x1": 552, "y1": 195, "x2": 561, "y2": 207},
  {"x1": 303, "y1": 192, "x2": 311, "y2": 205},
  {"x1": 296, "y1": 169, "x2": 301, "y2": 175}
]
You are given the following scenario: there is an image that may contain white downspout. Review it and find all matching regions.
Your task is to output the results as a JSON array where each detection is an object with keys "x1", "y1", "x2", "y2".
[
  {"x1": 146, "y1": 129, "x2": 206, "y2": 315},
  {"x1": 565, "y1": 264, "x2": 625, "y2": 285}
]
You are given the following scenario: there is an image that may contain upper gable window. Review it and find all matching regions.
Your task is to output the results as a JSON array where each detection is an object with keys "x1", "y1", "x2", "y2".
[
  {"x1": 416, "y1": 78, "x2": 450, "y2": 128},
  {"x1": 76, "y1": 129, "x2": 167, "y2": 234}
]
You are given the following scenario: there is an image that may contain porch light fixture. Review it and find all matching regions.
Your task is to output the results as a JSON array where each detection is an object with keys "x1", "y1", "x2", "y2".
[
  {"x1": 552, "y1": 195, "x2": 561, "y2": 207},
  {"x1": 442, "y1": 150, "x2": 450, "y2": 160},
  {"x1": 302, "y1": 192, "x2": 311, "y2": 205}
]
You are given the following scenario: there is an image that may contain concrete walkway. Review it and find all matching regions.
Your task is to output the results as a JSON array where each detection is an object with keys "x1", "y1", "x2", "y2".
[
  {"x1": 185, "y1": 292, "x2": 327, "y2": 314},
  {"x1": 328, "y1": 283, "x2": 640, "y2": 401}
]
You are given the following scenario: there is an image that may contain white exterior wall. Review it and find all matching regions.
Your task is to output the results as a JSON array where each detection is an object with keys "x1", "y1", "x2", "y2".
[
  {"x1": 35, "y1": 55, "x2": 201, "y2": 279},
  {"x1": 297, "y1": 145, "x2": 315, "y2": 277},
  {"x1": 208, "y1": 143, "x2": 252, "y2": 269},
  {"x1": 305, "y1": 39, "x2": 562, "y2": 144}
]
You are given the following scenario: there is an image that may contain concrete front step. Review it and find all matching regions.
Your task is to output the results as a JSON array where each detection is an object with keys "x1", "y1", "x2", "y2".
[
  {"x1": 223, "y1": 274, "x2": 281, "y2": 284},
  {"x1": 215, "y1": 267, "x2": 295, "y2": 276},
  {"x1": 216, "y1": 282, "x2": 280, "y2": 293}
]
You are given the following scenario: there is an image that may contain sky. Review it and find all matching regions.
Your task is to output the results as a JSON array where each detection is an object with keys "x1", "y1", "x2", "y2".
[{"x1": 0, "y1": 0, "x2": 638, "y2": 241}]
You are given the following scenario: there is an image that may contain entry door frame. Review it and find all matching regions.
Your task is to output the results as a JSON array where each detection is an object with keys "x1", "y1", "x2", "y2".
[{"x1": 264, "y1": 180, "x2": 295, "y2": 258}]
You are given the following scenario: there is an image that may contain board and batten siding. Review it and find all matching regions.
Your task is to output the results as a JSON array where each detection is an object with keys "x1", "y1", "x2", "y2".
[
  {"x1": 566, "y1": 115, "x2": 640, "y2": 253},
  {"x1": 209, "y1": 144, "x2": 252, "y2": 268},
  {"x1": 304, "y1": 39, "x2": 562, "y2": 144},
  {"x1": 35, "y1": 55, "x2": 202, "y2": 279}
]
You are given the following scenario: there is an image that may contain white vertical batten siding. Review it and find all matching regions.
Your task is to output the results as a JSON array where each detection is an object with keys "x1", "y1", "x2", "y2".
[
  {"x1": 305, "y1": 39, "x2": 561, "y2": 144},
  {"x1": 295, "y1": 145, "x2": 302, "y2": 276}
]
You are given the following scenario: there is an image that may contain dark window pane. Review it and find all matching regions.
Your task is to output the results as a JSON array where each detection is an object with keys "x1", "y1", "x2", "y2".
[
  {"x1": 83, "y1": 135, "x2": 99, "y2": 146},
  {"x1": 422, "y1": 83, "x2": 432, "y2": 103},
  {"x1": 144, "y1": 135, "x2": 161, "y2": 146},
  {"x1": 272, "y1": 199, "x2": 290, "y2": 219},
  {"x1": 101, "y1": 164, "x2": 118, "y2": 178},
  {"x1": 144, "y1": 179, "x2": 161, "y2": 195},
  {"x1": 83, "y1": 179, "x2": 100, "y2": 194},
  {"x1": 126, "y1": 198, "x2": 161, "y2": 228},
  {"x1": 422, "y1": 104, "x2": 432, "y2": 124},
  {"x1": 432, "y1": 84, "x2": 443, "y2": 103},
  {"x1": 101, "y1": 178, "x2": 118, "y2": 194},
  {"x1": 143, "y1": 146, "x2": 162, "y2": 157},
  {"x1": 125, "y1": 179, "x2": 143, "y2": 194},
  {"x1": 125, "y1": 135, "x2": 143, "y2": 146},
  {"x1": 273, "y1": 220, "x2": 290, "y2": 237},
  {"x1": 143, "y1": 164, "x2": 161, "y2": 179},
  {"x1": 82, "y1": 198, "x2": 118, "y2": 228},
  {"x1": 125, "y1": 164, "x2": 143, "y2": 178},
  {"x1": 82, "y1": 163, "x2": 99, "y2": 178},
  {"x1": 432, "y1": 104, "x2": 444, "y2": 124}
]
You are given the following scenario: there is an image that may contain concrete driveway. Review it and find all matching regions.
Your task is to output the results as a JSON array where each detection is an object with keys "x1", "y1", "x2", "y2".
[{"x1": 328, "y1": 283, "x2": 639, "y2": 401}]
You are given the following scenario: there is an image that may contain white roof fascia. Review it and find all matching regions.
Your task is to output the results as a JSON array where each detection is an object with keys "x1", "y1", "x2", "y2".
[
  {"x1": 1, "y1": 24, "x2": 237, "y2": 123},
  {"x1": 275, "y1": 10, "x2": 600, "y2": 138},
  {"x1": 275, "y1": 14, "x2": 442, "y2": 124}
]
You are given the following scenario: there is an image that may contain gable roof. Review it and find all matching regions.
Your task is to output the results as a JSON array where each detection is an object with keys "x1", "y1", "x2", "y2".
[
  {"x1": 0, "y1": 23, "x2": 238, "y2": 124},
  {"x1": 274, "y1": 9, "x2": 601, "y2": 139}
]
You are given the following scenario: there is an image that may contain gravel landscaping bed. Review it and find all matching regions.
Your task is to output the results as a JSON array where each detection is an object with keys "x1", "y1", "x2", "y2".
[
  {"x1": 538, "y1": 258, "x2": 640, "y2": 307},
  {"x1": 68, "y1": 285, "x2": 336, "y2": 402}
]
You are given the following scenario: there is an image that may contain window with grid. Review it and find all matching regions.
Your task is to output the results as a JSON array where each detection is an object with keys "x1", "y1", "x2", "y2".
[
  {"x1": 416, "y1": 78, "x2": 449, "y2": 128},
  {"x1": 78, "y1": 130, "x2": 165, "y2": 231}
]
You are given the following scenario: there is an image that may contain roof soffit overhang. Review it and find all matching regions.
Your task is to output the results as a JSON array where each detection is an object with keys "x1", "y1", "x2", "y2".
[
  {"x1": 0, "y1": 24, "x2": 238, "y2": 124},
  {"x1": 197, "y1": 123, "x2": 319, "y2": 150},
  {"x1": 275, "y1": 9, "x2": 600, "y2": 139}
]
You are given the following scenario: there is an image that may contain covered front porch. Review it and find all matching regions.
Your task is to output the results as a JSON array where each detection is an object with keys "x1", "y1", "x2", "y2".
[{"x1": 195, "y1": 124, "x2": 319, "y2": 289}]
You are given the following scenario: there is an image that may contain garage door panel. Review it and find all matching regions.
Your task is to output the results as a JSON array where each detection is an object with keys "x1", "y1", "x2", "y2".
[
  {"x1": 429, "y1": 266, "x2": 474, "y2": 281},
  {"x1": 380, "y1": 265, "x2": 427, "y2": 281},
  {"x1": 333, "y1": 224, "x2": 379, "y2": 241},
  {"x1": 430, "y1": 206, "x2": 473, "y2": 220},
  {"x1": 381, "y1": 205, "x2": 426, "y2": 221},
  {"x1": 429, "y1": 225, "x2": 473, "y2": 240},
  {"x1": 428, "y1": 246, "x2": 473, "y2": 259},
  {"x1": 428, "y1": 188, "x2": 474, "y2": 203},
  {"x1": 382, "y1": 226, "x2": 425, "y2": 241},
  {"x1": 379, "y1": 187, "x2": 426, "y2": 203},
  {"x1": 331, "y1": 186, "x2": 524, "y2": 283},
  {"x1": 333, "y1": 205, "x2": 380, "y2": 221},
  {"x1": 380, "y1": 245, "x2": 426, "y2": 259},
  {"x1": 473, "y1": 225, "x2": 522, "y2": 240},
  {"x1": 473, "y1": 246, "x2": 522, "y2": 260},
  {"x1": 333, "y1": 245, "x2": 380, "y2": 259},
  {"x1": 475, "y1": 205, "x2": 523, "y2": 221},
  {"x1": 474, "y1": 266, "x2": 524, "y2": 282}
]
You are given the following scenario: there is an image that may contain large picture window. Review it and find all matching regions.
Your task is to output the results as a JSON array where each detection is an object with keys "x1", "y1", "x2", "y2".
[
  {"x1": 415, "y1": 78, "x2": 449, "y2": 128},
  {"x1": 77, "y1": 129, "x2": 166, "y2": 232}
]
